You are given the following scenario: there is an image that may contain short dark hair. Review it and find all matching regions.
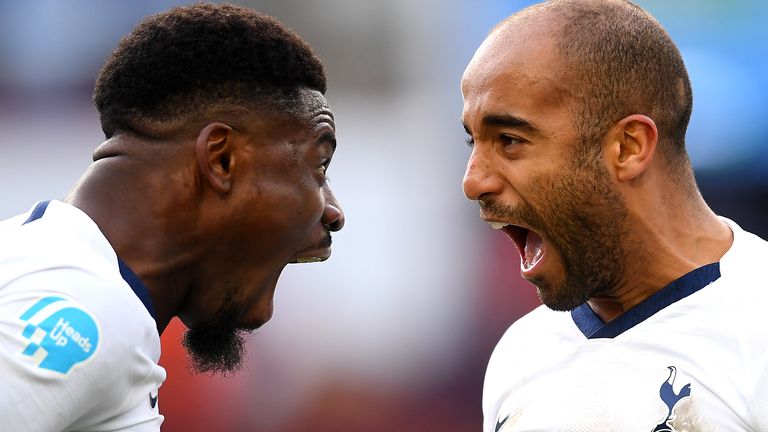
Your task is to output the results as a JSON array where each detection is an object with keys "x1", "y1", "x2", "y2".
[
  {"x1": 93, "y1": 3, "x2": 326, "y2": 138},
  {"x1": 509, "y1": 0, "x2": 693, "y2": 165}
]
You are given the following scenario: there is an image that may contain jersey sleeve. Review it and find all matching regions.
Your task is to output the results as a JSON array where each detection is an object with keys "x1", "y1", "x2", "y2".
[{"x1": 0, "y1": 268, "x2": 164, "y2": 432}]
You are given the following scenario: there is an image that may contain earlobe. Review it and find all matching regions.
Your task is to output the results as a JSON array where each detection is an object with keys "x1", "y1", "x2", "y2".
[
  {"x1": 613, "y1": 114, "x2": 658, "y2": 182},
  {"x1": 196, "y1": 122, "x2": 235, "y2": 194}
]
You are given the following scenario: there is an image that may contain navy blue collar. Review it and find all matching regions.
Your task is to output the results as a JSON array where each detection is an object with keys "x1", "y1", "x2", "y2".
[
  {"x1": 571, "y1": 262, "x2": 721, "y2": 339},
  {"x1": 117, "y1": 258, "x2": 156, "y2": 320},
  {"x1": 23, "y1": 200, "x2": 156, "y2": 320}
]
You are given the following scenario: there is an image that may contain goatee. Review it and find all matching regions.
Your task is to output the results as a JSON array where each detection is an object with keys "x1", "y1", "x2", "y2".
[{"x1": 182, "y1": 309, "x2": 248, "y2": 375}]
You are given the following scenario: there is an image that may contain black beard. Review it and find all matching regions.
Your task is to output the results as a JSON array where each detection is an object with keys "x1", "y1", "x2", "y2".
[
  {"x1": 182, "y1": 309, "x2": 248, "y2": 375},
  {"x1": 538, "y1": 160, "x2": 628, "y2": 311},
  {"x1": 480, "y1": 156, "x2": 628, "y2": 311}
]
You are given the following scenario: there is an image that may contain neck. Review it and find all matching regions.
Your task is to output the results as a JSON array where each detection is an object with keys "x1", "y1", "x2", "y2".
[
  {"x1": 65, "y1": 137, "x2": 199, "y2": 333},
  {"x1": 587, "y1": 189, "x2": 733, "y2": 323}
]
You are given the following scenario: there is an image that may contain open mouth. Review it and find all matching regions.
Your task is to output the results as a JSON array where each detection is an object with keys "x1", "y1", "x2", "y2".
[
  {"x1": 289, "y1": 236, "x2": 332, "y2": 264},
  {"x1": 488, "y1": 221, "x2": 544, "y2": 271}
]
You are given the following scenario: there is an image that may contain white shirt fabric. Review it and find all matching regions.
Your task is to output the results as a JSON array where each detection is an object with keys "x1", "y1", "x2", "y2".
[
  {"x1": 0, "y1": 200, "x2": 165, "y2": 432},
  {"x1": 483, "y1": 218, "x2": 768, "y2": 432}
]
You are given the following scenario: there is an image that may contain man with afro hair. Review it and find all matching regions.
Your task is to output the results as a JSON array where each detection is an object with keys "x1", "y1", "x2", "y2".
[{"x1": 0, "y1": 4, "x2": 344, "y2": 430}]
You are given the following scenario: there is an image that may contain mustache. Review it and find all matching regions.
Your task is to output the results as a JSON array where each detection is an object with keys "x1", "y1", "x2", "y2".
[
  {"x1": 479, "y1": 200, "x2": 522, "y2": 221},
  {"x1": 479, "y1": 200, "x2": 544, "y2": 232},
  {"x1": 308, "y1": 233, "x2": 332, "y2": 250}
]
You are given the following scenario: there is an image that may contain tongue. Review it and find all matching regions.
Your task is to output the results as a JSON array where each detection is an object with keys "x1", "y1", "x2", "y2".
[{"x1": 523, "y1": 231, "x2": 544, "y2": 270}]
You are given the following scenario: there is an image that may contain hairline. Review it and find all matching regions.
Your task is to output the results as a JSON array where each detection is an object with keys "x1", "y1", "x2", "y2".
[
  {"x1": 499, "y1": 1, "x2": 694, "y2": 173},
  {"x1": 107, "y1": 85, "x2": 325, "y2": 140}
]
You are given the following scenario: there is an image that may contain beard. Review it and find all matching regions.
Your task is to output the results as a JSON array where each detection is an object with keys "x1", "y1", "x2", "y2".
[
  {"x1": 182, "y1": 307, "x2": 249, "y2": 375},
  {"x1": 481, "y1": 148, "x2": 629, "y2": 311}
]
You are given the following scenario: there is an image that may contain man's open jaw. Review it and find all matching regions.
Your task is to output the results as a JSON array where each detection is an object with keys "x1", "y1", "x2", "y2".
[
  {"x1": 291, "y1": 256, "x2": 326, "y2": 264},
  {"x1": 289, "y1": 250, "x2": 330, "y2": 264},
  {"x1": 488, "y1": 221, "x2": 545, "y2": 274},
  {"x1": 289, "y1": 236, "x2": 332, "y2": 264}
]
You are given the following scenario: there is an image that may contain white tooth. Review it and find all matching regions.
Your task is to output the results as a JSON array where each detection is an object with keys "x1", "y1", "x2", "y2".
[
  {"x1": 296, "y1": 257, "x2": 323, "y2": 263},
  {"x1": 488, "y1": 221, "x2": 508, "y2": 230}
]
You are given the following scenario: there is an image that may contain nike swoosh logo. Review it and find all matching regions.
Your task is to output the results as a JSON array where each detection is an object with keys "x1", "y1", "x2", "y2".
[
  {"x1": 495, "y1": 414, "x2": 510, "y2": 432},
  {"x1": 149, "y1": 392, "x2": 158, "y2": 409}
]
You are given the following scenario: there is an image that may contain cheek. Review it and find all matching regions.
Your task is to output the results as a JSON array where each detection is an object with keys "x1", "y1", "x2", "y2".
[
  {"x1": 247, "y1": 154, "x2": 326, "y2": 234},
  {"x1": 519, "y1": 171, "x2": 579, "y2": 242},
  {"x1": 299, "y1": 187, "x2": 326, "y2": 224},
  {"x1": 267, "y1": 178, "x2": 325, "y2": 230}
]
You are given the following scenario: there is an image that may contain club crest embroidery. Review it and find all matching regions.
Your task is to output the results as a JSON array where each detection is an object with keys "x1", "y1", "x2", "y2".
[
  {"x1": 18, "y1": 296, "x2": 100, "y2": 374},
  {"x1": 651, "y1": 366, "x2": 691, "y2": 432}
]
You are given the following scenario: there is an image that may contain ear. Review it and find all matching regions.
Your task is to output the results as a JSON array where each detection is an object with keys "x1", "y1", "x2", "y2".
[
  {"x1": 604, "y1": 114, "x2": 658, "y2": 182},
  {"x1": 196, "y1": 122, "x2": 235, "y2": 193}
]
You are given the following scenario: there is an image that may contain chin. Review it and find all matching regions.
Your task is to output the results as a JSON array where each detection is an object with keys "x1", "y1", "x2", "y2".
[
  {"x1": 235, "y1": 271, "x2": 283, "y2": 329},
  {"x1": 240, "y1": 300, "x2": 274, "y2": 330},
  {"x1": 536, "y1": 281, "x2": 589, "y2": 312}
]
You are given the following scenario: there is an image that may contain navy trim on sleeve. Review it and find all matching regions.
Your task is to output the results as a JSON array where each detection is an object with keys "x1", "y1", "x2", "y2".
[
  {"x1": 117, "y1": 258, "x2": 157, "y2": 320},
  {"x1": 571, "y1": 262, "x2": 721, "y2": 339},
  {"x1": 22, "y1": 200, "x2": 51, "y2": 225}
]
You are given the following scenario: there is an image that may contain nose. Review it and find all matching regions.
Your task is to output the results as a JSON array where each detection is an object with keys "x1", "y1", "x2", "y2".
[
  {"x1": 322, "y1": 186, "x2": 345, "y2": 232},
  {"x1": 463, "y1": 146, "x2": 503, "y2": 201}
]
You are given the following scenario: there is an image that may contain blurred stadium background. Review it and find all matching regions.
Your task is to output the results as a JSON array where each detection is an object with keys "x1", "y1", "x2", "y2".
[{"x1": 1, "y1": 1, "x2": 766, "y2": 430}]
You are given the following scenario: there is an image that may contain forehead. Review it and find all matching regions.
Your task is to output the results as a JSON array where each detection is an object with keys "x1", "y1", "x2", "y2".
[
  {"x1": 461, "y1": 23, "x2": 572, "y2": 124},
  {"x1": 282, "y1": 88, "x2": 334, "y2": 129},
  {"x1": 251, "y1": 88, "x2": 334, "y2": 142}
]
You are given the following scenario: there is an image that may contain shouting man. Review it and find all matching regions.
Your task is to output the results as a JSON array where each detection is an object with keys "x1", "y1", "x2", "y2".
[
  {"x1": 0, "y1": 4, "x2": 344, "y2": 430},
  {"x1": 462, "y1": 0, "x2": 768, "y2": 430}
]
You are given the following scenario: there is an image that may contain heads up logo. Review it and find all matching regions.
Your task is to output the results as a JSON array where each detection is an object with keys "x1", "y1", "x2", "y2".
[{"x1": 18, "y1": 296, "x2": 100, "y2": 374}]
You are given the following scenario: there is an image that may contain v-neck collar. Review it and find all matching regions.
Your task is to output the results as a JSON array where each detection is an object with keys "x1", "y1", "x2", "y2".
[{"x1": 570, "y1": 262, "x2": 721, "y2": 339}]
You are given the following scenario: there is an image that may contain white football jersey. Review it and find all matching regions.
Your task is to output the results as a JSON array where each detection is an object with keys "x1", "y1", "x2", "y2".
[
  {"x1": 483, "y1": 218, "x2": 768, "y2": 432},
  {"x1": 0, "y1": 200, "x2": 166, "y2": 431}
]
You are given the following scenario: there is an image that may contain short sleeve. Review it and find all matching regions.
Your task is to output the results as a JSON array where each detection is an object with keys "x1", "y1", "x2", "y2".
[{"x1": 0, "y1": 268, "x2": 164, "y2": 431}]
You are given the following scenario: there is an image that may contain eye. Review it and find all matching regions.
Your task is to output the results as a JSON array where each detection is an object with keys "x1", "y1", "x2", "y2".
[
  {"x1": 465, "y1": 136, "x2": 475, "y2": 147},
  {"x1": 499, "y1": 134, "x2": 525, "y2": 147},
  {"x1": 317, "y1": 159, "x2": 331, "y2": 183}
]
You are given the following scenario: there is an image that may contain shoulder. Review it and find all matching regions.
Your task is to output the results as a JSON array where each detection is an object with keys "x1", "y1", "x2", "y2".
[
  {"x1": 486, "y1": 305, "x2": 579, "y2": 379},
  {"x1": 1, "y1": 200, "x2": 153, "y2": 324},
  {"x1": 0, "y1": 203, "x2": 163, "y2": 430},
  {"x1": 482, "y1": 305, "x2": 579, "y2": 408},
  {"x1": 0, "y1": 265, "x2": 162, "y2": 382},
  {"x1": 715, "y1": 218, "x2": 768, "y2": 307},
  {"x1": 720, "y1": 218, "x2": 768, "y2": 269},
  {"x1": 2, "y1": 266, "x2": 159, "y2": 353},
  {"x1": 0, "y1": 271, "x2": 164, "y2": 430},
  {"x1": 492, "y1": 305, "x2": 577, "y2": 359}
]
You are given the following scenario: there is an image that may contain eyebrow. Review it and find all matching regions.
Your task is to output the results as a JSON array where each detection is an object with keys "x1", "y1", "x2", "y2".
[{"x1": 463, "y1": 113, "x2": 543, "y2": 136}]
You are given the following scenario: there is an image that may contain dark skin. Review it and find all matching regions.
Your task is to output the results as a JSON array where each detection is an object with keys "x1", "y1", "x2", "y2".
[{"x1": 66, "y1": 88, "x2": 344, "y2": 334}]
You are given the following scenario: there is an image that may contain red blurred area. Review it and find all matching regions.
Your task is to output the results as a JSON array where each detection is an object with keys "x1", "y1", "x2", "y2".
[
  {"x1": 158, "y1": 319, "x2": 249, "y2": 431},
  {"x1": 157, "y1": 231, "x2": 539, "y2": 431}
]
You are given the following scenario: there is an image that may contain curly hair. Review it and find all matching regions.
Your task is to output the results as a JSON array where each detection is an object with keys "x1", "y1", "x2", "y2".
[{"x1": 93, "y1": 3, "x2": 326, "y2": 138}]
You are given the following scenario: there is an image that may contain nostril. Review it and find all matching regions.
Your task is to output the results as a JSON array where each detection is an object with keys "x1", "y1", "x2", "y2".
[
  {"x1": 323, "y1": 205, "x2": 344, "y2": 232},
  {"x1": 326, "y1": 219, "x2": 343, "y2": 232}
]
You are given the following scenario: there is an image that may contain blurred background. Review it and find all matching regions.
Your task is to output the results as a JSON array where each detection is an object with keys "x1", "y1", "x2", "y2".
[{"x1": 1, "y1": 1, "x2": 766, "y2": 430}]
